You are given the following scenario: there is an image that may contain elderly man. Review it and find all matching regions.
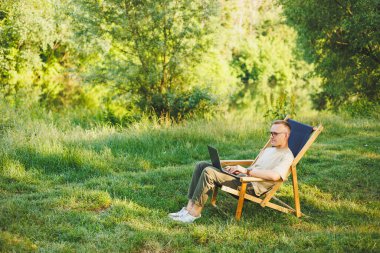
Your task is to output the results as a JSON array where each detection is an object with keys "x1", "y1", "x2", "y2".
[{"x1": 169, "y1": 120, "x2": 294, "y2": 223}]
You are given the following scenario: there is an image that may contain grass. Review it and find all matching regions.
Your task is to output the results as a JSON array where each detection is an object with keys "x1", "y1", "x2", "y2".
[{"x1": 0, "y1": 108, "x2": 379, "y2": 252}]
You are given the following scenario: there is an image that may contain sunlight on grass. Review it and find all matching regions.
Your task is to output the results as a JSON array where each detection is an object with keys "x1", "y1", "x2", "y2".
[
  {"x1": 0, "y1": 231, "x2": 38, "y2": 252},
  {"x1": 1, "y1": 158, "x2": 30, "y2": 180},
  {"x1": 0, "y1": 112, "x2": 379, "y2": 252},
  {"x1": 57, "y1": 188, "x2": 112, "y2": 212}
]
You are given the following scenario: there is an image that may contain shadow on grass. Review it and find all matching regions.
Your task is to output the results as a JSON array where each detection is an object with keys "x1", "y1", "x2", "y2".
[
  {"x1": 1, "y1": 115, "x2": 378, "y2": 251},
  {"x1": 1, "y1": 159, "x2": 378, "y2": 252},
  {"x1": 9, "y1": 146, "x2": 114, "y2": 183},
  {"x1": 5, "y1": 137, "x2": 378, "y2": 225},
  {"x1": 80, "y1": 160, "x2": 379, "y2": 233}
]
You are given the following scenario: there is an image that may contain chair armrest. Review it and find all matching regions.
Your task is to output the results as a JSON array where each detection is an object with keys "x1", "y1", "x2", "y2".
[
  {"x1": 240, "y1": 177, "x2": 282, "y2": 183},
  {"x1": 220, "y1": 160, "x2": 255, "y2": 166}
]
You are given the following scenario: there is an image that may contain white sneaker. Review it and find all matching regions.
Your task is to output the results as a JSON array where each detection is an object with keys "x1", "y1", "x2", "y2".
[
  {"x1": 168, "y1": 207, "x2": 188, "y2": 218},
  {"x1": 172, "y1": 213, "x2": 201, "y2": 223}
]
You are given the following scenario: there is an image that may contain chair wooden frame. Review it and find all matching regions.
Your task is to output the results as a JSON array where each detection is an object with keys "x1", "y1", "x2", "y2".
[{"x1": 210, "y1": 116, "x2": 323, "y2": 220}]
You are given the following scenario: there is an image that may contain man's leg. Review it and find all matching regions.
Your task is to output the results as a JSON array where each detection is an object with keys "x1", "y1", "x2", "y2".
[
  {"x1": 187, "y1": 161, "x2": 212, "y2": 201},
  {"x1": 189, "y1": 166, "x2": 241, "y2": 217},
  {"x1": 169, "y1": 161, "x2": 212, "y2": 219}
]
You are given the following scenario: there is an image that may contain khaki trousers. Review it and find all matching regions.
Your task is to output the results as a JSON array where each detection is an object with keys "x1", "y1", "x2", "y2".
[{"x1": 187, "y1": 161, "x2": 243, "y2": 207}]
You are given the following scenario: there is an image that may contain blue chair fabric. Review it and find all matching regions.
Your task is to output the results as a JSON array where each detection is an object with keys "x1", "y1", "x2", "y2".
[{"x1": 287, "y1": 119, "x2": 314, "y2": 157}]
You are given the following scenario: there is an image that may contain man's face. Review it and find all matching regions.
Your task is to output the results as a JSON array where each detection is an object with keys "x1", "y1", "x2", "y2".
[{"x1": 270, "y1": 124, "x2": 289, "y2": 147}]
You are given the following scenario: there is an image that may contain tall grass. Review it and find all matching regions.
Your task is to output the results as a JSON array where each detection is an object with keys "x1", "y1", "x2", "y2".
[{"x1": 0, "y1": 106, "x2": 379, "y2": 252}]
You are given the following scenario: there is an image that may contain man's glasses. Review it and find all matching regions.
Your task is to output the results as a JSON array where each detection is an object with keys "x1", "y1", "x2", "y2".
[{"x1": 270, "y1": 132, "x2": 286, "y2": 137}]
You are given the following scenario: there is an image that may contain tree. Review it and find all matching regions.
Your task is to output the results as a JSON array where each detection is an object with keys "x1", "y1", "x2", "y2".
[
  {"x1": 0, "y1": 0, "x2": 87, "y2": 108},
  {"x1": 76, "y1": 0, "x2": 221, "y2": 119},
  {"x1": 226, "y1": 0, "x2": 317, "y2": 114},
  {"x1": 281, "y1": 0, "x2": 380, "y2": 111}
]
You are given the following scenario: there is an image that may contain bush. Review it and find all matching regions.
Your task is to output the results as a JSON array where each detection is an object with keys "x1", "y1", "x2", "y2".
[
  {"x1": 264, "y1": 91, "x2": 297, "y2": 120},
  {"x1": 341, "y1": 99, "x2": 380, "y2": 119},
  {"x1": 140, "y1": 87, "x2": 221, "y2": 122}
]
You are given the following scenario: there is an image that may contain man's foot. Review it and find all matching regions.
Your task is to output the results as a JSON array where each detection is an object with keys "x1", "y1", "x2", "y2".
[
  {"x1": 172, "y1": 213, "x2": 201, "y2": 223},
  {"x1": 168, "y1": 207, "x2": 188, "y2": 218}
]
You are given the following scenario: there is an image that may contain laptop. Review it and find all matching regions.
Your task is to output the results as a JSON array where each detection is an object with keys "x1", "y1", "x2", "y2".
[{"x1": 207, "y1": 145, "x2": 246, "y2": 178}]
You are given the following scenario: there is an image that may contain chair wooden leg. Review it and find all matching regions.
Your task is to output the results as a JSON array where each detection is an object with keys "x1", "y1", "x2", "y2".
[
  {"x1": 211, "y1": 187, "x2": 218, "y2": 207},
  {"x1": 235, "y1": 182, "x2": 247, "y2": 221},
  {"x1": 291, "y1": 166, "x2": 302, "y2": 217}
]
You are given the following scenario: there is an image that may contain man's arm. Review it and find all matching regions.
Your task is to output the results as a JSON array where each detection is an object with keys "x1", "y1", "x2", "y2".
[
  {"x1": 247, "y1": 169, "x2": 281, "y2": 181},
  {"x1": 224, "y1": 165, "x2": 281, "y2": 181}
]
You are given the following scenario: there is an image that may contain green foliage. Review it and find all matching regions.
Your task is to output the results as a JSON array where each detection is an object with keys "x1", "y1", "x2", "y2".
[
  {"x1": 99, "y1": 86, "x2": 220, "y2": 126},
  {"x1": 142, "y1": 87, "x2": 220, "y2": 121},
  {"x1": 264, "y1": 91, "x2": 296, "y2": 120},
  {"x1": 340, "y1": 99, "x2": 380, "y2": 119},
  {"x1": 0, "y1": 0, "x2": 89, "y2": 109},
  {"x1": 228, "y1": 1, "x2": 318, "y2": 113},
  {"x1": 75, "y1": 0, "x2": 221, "y2": 120},
  {"x1": 0, "y1": 0, "x2": 324, "y2": 122},
  {"x1": 281, "y1": 0, "x2": 380, "y2": 112},
  {"x1": 3, "y1": 0, "x2": 379, "y2": 122}
]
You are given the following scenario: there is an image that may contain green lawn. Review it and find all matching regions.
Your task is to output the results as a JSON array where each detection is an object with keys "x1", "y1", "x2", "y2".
[{"x1": 0, "y1": 111, "x2": 379, "y2": 252}]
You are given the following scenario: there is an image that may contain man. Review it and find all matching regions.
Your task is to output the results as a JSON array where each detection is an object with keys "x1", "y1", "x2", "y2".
[{"x1": 168, "y1": 120, "x2": 294, "y2": 223}]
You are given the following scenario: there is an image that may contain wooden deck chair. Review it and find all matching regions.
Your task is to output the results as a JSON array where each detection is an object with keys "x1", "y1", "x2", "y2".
[{"x1": 210, "y1": 116, "x2": 323, "y2": 220}]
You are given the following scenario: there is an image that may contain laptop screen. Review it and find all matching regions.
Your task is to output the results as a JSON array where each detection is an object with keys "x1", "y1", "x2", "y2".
[{"x1": 207, "y1": 145, "x2": 222, "y2": 169}]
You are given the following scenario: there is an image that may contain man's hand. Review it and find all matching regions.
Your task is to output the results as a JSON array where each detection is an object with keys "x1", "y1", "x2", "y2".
[{"x1": 224, "y1": 165, "x2": 248, "y2": 175}]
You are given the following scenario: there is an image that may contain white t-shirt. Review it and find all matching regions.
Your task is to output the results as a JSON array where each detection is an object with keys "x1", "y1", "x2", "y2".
[{"x1": 250, "y1": 147, "x2": 294, "y2": 196}]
